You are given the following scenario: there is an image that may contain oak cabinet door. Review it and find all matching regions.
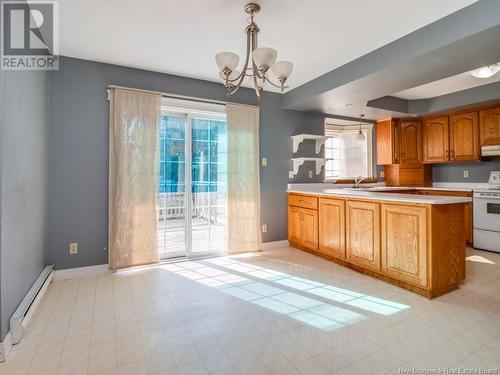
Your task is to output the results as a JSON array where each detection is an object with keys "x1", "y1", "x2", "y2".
[
  {"x1": 399, "y1": 120, "x2": 422, "y2": 166},
  {"x1": 376, "y1": 119, "x2": 399, "y2": 165},
  {"x1": 301, "y1": 208, "x2": 318, "y2": 251},
  {"x1": 346, "y1": 201, "x2": 380, "y2": 272},
  {"x1": 422, "y1": 117, "x2": 449, "y2": 163},
  {"x1": 449, "y1": 112, "x2": 480, "y2": 161},
  {"x1": 319, "y1": 198, "x2": 345, "y2": 259},
  {"x1": 381, "y1": 204, "x2": 427, "y2": 288},
  {"x1": 288, "y1": 206, "x2": 302, "y2": 245},
  {"x1": 479, "y1": 107, "x2": 500, "y2": 146}
]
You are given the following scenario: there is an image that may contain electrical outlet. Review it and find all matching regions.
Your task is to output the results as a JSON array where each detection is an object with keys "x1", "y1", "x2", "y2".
[
  {"x1": 69, "y1": 242, "x2": 78, "y2": 255},
  {"x1": 289, "y1": 171, "x2": 294, "y2": 179},
  {"x1": 308, "y1": 170, "x2": 313, "y2": 178},
  {"x1": 262, "y1": 157, "x2": 268, "y2": 166},
  {"x1": 463, "y1": 169, "x2": 469, "y2": 178},
  {"x1": 261, "y1": 224, "x2": 268, "y2": 233},
  {"x1": 380, "y1": 170, "x2": 385, "y2": 178}
]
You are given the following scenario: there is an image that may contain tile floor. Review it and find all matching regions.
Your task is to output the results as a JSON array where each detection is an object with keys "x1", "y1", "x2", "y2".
[{"x1": 1, "y1": 246, "x2": 500, "y2": 375}]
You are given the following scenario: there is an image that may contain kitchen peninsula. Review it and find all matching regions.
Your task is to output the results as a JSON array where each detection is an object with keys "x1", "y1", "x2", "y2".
[{"x1": 287, "y1": 187, "x2": 472, "y2": 298}]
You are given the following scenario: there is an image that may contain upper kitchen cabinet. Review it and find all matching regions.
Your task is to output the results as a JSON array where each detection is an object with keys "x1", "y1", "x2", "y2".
[
  {"x1": 422, "y1": 116, "x2": 449, "y2": 163},
  {"x1": 480, "y1": 106, "x2": 500, "y2": 146},
  {"x1": 399, "y1": 120, "x2": 422, "y2": 166},
  {"x1": 376, "y1": 119, "x2": 399, "y2": 165},
  {"x1": 380, "y1": 118, "x2": 430, "y2": 187},
  {"x1": 422, "y1": 113, "x2": 480, "y2": 163},
  {"x1": 449, "y1": 112, "x2": 480, "y2": 161}
]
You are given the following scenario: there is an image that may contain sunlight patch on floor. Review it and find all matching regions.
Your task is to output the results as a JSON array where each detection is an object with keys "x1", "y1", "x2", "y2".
[
  {"x1": 466, "y1": 255, "x2": 495, "y2": 264},
  {"x1": 160, "y1": 256, "x2": 410, "y2": 330}
]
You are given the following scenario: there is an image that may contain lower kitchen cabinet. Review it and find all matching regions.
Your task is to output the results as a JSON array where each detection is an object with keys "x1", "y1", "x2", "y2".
[
  {"x1": 346, "y1": 200, "x2": 381, "y2": 272},
  {"x1": 381, "y1": 204, "x2": 427, "y2": 288},
  {"x1": 319, "y1": 197, "x2": 345, "y2": 259},
  {"x1": 288, "y1": 205, "x2": 302, "y2": 245},
  {"x1": 287, "y1": 193, "x2": 466, "y2": 298},
  {"x1": 464, "y1": 202, "x2": 472, "y2": 245},
  {"x1": 288, "y1": 204, "x2": 318, "y2": 251},
  {"x1": 417, "y1": 189, "x2": 473, "y2": 244},
  {"x1": 301, "y1": 208, "x2": 318, "y2": 250}
]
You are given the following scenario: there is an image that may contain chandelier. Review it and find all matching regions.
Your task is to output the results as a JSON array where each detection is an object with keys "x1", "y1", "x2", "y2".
[{"x1": 215, "y1": 3, "x2": 293, "y2": 99}]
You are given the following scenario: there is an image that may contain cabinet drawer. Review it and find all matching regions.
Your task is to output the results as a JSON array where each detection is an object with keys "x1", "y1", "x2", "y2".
[{"x1": 288, "y1": 194, "x2": 318, "y2": 209}]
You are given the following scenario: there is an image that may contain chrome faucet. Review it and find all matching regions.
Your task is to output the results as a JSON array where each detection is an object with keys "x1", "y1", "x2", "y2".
[{"x1": 353, "y1": 176, "x2": 366, "y2": 188}]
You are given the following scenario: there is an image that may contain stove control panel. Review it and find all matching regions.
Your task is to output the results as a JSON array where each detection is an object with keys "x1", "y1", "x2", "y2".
[{"x1": 488, "y1": 171, "x2": 500, "y2": 187}]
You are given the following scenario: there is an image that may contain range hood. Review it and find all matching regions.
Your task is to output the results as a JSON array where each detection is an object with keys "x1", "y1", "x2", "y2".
[{"x1": 481, "y1": 145, "x2": 500, "y2": 157}]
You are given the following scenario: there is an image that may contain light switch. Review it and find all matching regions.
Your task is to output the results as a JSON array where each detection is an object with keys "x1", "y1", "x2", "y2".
[
  {"x1": 261, "y1": 224, "x2": 268, "y2": 233},
  {"x1": 262, "y1": 157, "x2": 268, "y2": 166},
  {"x1": 69, "y1": 243, "x2": 78, "y2": 255},
  {"x1": 463, "y1": 169, "x2": 469, "y2": 178},
  {"x1": 308, "y1": 170, "x2": 313, "y2": 178}
]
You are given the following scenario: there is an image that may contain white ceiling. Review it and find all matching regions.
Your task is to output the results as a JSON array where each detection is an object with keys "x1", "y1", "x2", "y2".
[
  {"x1": 393, "y1": 66, "x2": 500, "y2": 100},
  {"x1": 58, "y1": 0, "x2": 477, "y2": 92}
]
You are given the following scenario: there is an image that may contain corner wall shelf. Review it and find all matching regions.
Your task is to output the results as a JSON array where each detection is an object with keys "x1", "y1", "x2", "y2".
[
  {"x1": 290, "y1": 157, "x2": 327, "y2": 177},
  {"x1": 291, "y1": 134, "x2": 327, "y2": 154}
]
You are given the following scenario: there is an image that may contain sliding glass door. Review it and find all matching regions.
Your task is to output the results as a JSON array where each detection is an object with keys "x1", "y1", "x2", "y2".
[{"x1": 158, "y1": 106, "x2": 227, "y2": 259}]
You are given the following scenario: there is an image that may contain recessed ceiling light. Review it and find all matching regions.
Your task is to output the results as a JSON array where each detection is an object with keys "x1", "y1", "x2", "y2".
[
  {"x1": 470, "y1": 63, "x2": 500, "y2": 79},
  {"x1": 345, "y1": 103, "x2": 353, "y2": 107}
]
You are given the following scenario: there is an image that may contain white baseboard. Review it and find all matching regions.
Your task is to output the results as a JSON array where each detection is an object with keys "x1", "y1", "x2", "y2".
[
  {"x1": 11, "y1": 269, "x2": 54, "y2": 345},
  {"x1": 19, "y1": 270, "x2": 54, "y2": 338},
  {"x1": 262, "y1": 240, "x2": 290, "y2": 250},
  {"x1": 0, "y1": 331, "x2": 13, "y2": 362},
  {"x1": 53, "y1": 264, "x2": 109, "y2": 281}
]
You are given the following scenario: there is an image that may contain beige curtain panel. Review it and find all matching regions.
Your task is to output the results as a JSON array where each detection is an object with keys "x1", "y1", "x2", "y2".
[
  {"x1": 108, "y1": 88, "x2": 161, "y2": 270},
  {"x1": 226, "y1": 103, "x2": 262, "y2": 254}
]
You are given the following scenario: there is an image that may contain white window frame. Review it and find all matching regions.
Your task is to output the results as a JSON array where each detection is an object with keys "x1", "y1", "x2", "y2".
[{"x1": 324, "y1": 124, "x2": 374, "y2": 182}]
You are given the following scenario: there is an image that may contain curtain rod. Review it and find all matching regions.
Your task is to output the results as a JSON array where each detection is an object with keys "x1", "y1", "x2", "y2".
[{"x1": 107, "y1": 85, "x2": 259, "y2": 109}]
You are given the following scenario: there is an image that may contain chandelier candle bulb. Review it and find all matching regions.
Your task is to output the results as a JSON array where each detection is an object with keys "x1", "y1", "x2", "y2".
[
  {"x1": 252, "y1": 47, "x2": 278, "y2": 70},
  {"x1": 215, "y1": 52, "x2": 239, "y2": 72},
  {"x1": 272, "y1": 61, "x2": 294, "y2": 80}
]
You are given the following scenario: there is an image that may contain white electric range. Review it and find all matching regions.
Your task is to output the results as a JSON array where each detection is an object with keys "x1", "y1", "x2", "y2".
[{"x1": 473, "y1": 171, "x2": 500, "y2": 253}]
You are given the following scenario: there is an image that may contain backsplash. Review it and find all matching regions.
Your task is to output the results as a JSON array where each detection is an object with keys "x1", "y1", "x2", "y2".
[{"x1": 432, "y1": 158, "x2": 500, "y2": 182}]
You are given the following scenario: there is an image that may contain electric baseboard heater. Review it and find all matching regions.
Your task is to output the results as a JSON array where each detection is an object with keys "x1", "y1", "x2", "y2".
[{"x1": 10, "y1": 265, "x2": 54, "y2": 344}]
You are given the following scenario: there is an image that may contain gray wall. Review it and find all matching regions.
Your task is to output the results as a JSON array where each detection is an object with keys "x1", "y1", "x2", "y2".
[
  {"x1": 0, "y1": 70, "x2": 48, "y2": 340},
  {"x1": 47, "y1": 56, "x2": 498, "y2": 273},
  {"x1": 433, "y1": 159, "x2": 500, "y2": 182},
  {"x1": 47, "y1": 56, "x2": 326, "y2": 270}
]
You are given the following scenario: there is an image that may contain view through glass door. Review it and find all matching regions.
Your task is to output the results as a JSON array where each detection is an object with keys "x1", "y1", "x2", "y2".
[{"x1": 157, "y1": 105, "x2": 227, "y2": 259}]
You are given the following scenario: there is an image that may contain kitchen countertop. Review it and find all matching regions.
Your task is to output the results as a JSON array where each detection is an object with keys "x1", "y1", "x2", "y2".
[
  {"x1": 366, "y1": 186, "x2": 473, "y2": 192},
  {"x1": 287, "y1": 187, "x2": 472, "y2": 205}
]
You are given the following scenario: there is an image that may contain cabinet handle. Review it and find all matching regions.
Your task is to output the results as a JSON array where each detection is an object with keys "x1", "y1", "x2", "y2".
[
  {"x1": 393, "y1": 153, "x2": 398, "y2": 161},
  {"x1": 450, "y1": 150, "x2": 455, "y2": 158}
]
